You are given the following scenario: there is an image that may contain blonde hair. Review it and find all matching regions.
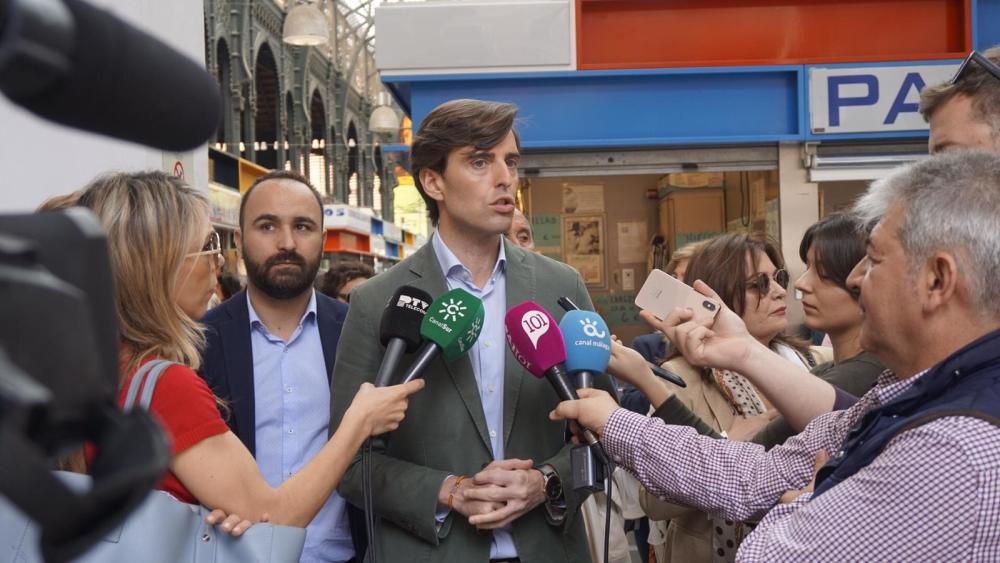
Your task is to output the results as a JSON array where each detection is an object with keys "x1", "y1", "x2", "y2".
[
  {"x1": 37, "y1": 191, "x2": 82, "y2": 212},
  {"x1": 77, "y1": 171, "x2": 209, "y2": 379},
  {"x1": 665, "y1": 239, "x2": 711, "y2": 277}
]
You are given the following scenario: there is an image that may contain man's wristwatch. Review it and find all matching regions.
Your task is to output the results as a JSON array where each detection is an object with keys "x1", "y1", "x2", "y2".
[{"x1": 535, "y1": 464, "x2": 562, "y2": 503}]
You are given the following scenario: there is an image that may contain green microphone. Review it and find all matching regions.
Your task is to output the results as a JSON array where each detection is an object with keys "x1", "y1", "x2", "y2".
[{"x1": 399, "y1": 288, "x2": 485, "y2": 383}]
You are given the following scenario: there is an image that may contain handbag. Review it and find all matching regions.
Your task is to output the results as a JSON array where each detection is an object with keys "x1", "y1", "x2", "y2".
[{"x1": 1, "y1": 359, "x2": 306, "y2": 563}]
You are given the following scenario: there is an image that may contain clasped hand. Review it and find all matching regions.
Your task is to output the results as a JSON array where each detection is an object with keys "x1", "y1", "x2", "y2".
[{"x1": 446, "y1": 458, "x2": 546, "y2": 530}]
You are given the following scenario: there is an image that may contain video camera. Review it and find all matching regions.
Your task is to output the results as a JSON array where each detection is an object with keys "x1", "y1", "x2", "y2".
[{"x1": 0, "y1": 0, "x2": 223, "y2": 559}]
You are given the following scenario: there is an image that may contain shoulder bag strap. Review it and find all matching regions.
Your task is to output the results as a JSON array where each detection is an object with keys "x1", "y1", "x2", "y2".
[{"x1": 123, "y1": 359, "x2": 174, "y2": 412}]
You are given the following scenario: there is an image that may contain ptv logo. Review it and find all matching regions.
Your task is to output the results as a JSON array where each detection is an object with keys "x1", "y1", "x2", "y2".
[{"x1": 396, "y1": 295, "x2": 429, "y2": 312}]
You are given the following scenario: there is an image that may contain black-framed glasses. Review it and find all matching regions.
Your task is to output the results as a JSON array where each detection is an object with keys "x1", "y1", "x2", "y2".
[
  {"x1": 187, "y1": 230, "x2": 221, "y2": 257},
  {"x1": 746, "y1": 269, "x2": 789, "y2": 294},
  {"x1": 950, "y1": 50, "x2": 1000, "y2": 85}
]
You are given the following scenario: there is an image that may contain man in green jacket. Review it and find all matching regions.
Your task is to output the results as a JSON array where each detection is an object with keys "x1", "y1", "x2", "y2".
[{"x1": 329, "y1": 99, "x2": 600, "y2": 563}]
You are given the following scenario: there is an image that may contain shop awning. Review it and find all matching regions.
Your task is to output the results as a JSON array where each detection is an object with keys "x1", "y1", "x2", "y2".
[
  {"x1": 519, "y1": 145, "x2": 778, "y2": 178},
  {"x1": 807, "y1": 141, "x2": 928, "y2": 182}
]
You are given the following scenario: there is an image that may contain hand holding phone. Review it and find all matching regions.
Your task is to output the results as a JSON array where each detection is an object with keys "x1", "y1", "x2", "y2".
[
  {"x1": 634, "y1": 269, "x2": 722, "y2": 324},
  {"x1": 637, "y1": 277, "x2": 762, "y2": 374}
]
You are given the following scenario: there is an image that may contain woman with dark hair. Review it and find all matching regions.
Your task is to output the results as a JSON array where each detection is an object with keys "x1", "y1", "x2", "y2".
[
  {"x1": 610, "y1": 215, "x2": 884, "y2": 563},
  {"x1": 217, "y1": 271, "x2": 244, "y2": 302},
  {"x1": 317, "y1": 261, "x2": 374, "y2": 303},
  {"x1": 623, "y1": 232, "x2": 833, "y2": 563}
]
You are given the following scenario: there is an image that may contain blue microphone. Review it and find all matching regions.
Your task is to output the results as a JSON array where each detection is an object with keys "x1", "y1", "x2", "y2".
[
  {"x1": 560, "y1": 310, "x2": 612, "y2": 390},
  {"x1": 559, "y1": 310, "x2": 613, "y2": 495}
]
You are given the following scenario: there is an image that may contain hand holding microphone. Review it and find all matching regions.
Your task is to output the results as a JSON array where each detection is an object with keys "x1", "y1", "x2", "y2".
[
  {"x1": 345, "y1": 380, "x2": 425, "y2": 436},
  {"x1": 560, "y1": 310, "x2": 613, "y2": 492},
  {"x1": 548, "y1": 388, "x2": 620, "y2": 441},
  {"x1": 363, "y1": 286, "x2": 434, "y2": 563}
]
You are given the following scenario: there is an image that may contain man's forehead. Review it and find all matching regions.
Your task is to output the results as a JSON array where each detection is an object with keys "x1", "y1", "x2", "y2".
[
  {"x1": 245, "y1": 179, "x2": 321, "y2": 216},
  {"x1": 929, "y1": 95, "x2": 997, "y2": 153},
  {"x1": 453, "y1": 131, "x2": 518, "y2": 155},
  {"x1": 868, "y1": 206, "x2": 904, "y2": 247},
  {"x1": 455, "y1": 144, "x2": 517, "y2": 156}
]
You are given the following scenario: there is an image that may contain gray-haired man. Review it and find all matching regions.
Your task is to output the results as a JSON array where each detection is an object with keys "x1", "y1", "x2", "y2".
[{"x1": 554, "y1": 151, "x2": 1000, "y2": 560}]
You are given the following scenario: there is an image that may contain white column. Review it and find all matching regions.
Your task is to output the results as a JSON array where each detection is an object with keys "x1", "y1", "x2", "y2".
[{"x1": 778, "y1": 143, "x2": 819, "y2": 330}]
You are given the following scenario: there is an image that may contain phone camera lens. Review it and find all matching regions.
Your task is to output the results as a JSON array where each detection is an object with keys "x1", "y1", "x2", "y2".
[{"x1": 703, "y1": 301, "x2": 716, "y2": 311}]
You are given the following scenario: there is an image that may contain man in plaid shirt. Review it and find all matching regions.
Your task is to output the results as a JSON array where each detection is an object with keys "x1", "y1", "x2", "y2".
[{"x1": 552, "y1": 151, "x2": 1000, "y2": 560}]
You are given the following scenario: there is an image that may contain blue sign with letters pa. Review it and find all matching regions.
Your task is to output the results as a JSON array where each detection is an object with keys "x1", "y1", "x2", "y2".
[{"x1": 809, "y1": 64, "x2": 957, "y2": 134}]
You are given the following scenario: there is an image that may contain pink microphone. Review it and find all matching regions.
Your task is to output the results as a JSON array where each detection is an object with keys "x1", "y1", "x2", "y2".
[{"x1": 505, "y1": 301, "x2": 601, "y2": 447}]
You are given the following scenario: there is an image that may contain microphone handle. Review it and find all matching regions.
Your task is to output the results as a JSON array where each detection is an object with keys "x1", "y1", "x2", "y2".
[
  {"x1": 373, "y1": 338, "x2": 407, "y2": 387},
  {"x1": 557, "y1": 296, "x2": 580, "y2": 312},
  {"x1": 399, "y1": 341, "x2": 441, "y2": 384},
  {"x1": 545, "y1": 364, "x2": 600, "y2": 447},
  {"x1": 576, "y1": 370, "x2": 594, "y2": 389}
]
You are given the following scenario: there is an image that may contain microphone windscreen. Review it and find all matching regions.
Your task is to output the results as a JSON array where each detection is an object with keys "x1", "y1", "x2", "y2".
[
  {"x1": 419, "y1": 288, "x2": 485, "y2": 361},
  {"x1": 379, "y1": 286, "x2": 432, "y2": 352},
  {"x1": 560, "y1": 310, "x2": 612, "y2": 374},
  {"x1": 504, "y1": 301, "x2": 566, "y2": 378},
  {"x1": 3, "y1": 0, "x2": 222, "y2": 151}
]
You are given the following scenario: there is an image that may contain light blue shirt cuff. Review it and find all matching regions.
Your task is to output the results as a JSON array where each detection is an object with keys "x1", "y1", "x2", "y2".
[
  {"x1": 435, "y1": 475, "x2": 454, "y2": 524},
  {"x1": 434, "y1": 504, "x2": 451, "y2": 524}
]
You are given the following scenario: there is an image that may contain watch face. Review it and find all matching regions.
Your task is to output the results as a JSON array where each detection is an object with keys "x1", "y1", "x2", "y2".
[{"x1": 545, "y1": 475, "x2": 562, "y2": 500}]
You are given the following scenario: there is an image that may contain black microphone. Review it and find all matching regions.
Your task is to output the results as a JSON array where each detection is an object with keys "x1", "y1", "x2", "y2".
[
  {"x1": 367, "y1": 286, "x2": 431, "y2": 563},
  {"x1": 373, "y1": 286, "x2": 432, "y2": 387},
  {"x1": 0, "y1": 0, "x2": 222, "y2": 151},
  {"x1": 557, "y1": 296, "x2": 686, "y2": 388}
]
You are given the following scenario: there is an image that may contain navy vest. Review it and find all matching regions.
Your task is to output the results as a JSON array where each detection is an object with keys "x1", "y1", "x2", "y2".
[{"x1": 812, "y1": 329, "x2": 1000, "y2": 498}]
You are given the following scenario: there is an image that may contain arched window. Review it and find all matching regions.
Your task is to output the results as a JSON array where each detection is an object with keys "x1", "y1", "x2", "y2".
[
  {"x1": 347, "y1": 122, "x2": 359, "y2": 206},
  {"x1": 308, "y1": 90, "x2": 328, "y2": 194},
  {"x1": 253, "y1": 43, "x2": 279, "y2": 169}
]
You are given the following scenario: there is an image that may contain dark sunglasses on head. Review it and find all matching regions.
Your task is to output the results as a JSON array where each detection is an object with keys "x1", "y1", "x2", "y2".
[
  {"x1": 950, "y1": 50, "x2": 1000, "y2": 85},
  {"x1": 746, "y1": 269, "x2": 789, "y2": 294}
]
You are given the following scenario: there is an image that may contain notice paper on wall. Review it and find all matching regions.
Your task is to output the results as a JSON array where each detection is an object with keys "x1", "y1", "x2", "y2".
[
  {"x1": 617, "y1": 221, "x2": 647, "y2": 264},
  {"x1": 532, "y1": 214, "x2": 561, "y2": 247},
  {"x1": 562, "y1": 184, "x2": 604, "y2": 214},
  {"x1": 531, "y1": 214, "x2": 562, "y2": 260}
]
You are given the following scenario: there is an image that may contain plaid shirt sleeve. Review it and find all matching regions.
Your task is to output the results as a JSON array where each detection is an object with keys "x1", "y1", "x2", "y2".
[
  {"x1": 601, "y1": 407, "x2": 848, "y2": 522},
  {"x1": 739, "y1": 416, "x2": 1000, "y2": 561},
  {"x1": 603, "y1": 409, "x2": 1000, "y2": 561}
]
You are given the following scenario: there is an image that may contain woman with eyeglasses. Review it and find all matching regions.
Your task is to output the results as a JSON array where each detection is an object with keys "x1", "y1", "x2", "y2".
[
  {"x1": 622, "y1": 216, "x2": 883, "y2": 438},
  {"x1": 77, "y1": 171, "x2": 423, "y2": 538},
  {"x1": 612, "y1": 218, "x2": 884, "y2": 563},
  {"x1": 627, "y1": 232, "x2": 831, "y2": 563}
]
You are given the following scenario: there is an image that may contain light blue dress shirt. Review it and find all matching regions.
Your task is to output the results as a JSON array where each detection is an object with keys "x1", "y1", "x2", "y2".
[
  {"x1": 431, "y1": 231, "x2": 519, "y2": 560},
  {"x1": 248, "y1": 291, "x2": 354, "y2": 563}
]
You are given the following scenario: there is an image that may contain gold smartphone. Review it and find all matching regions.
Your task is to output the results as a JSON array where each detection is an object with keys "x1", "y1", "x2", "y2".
[{"x1": 634, "y1": 269, "x2": 722, "y2": 323}]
